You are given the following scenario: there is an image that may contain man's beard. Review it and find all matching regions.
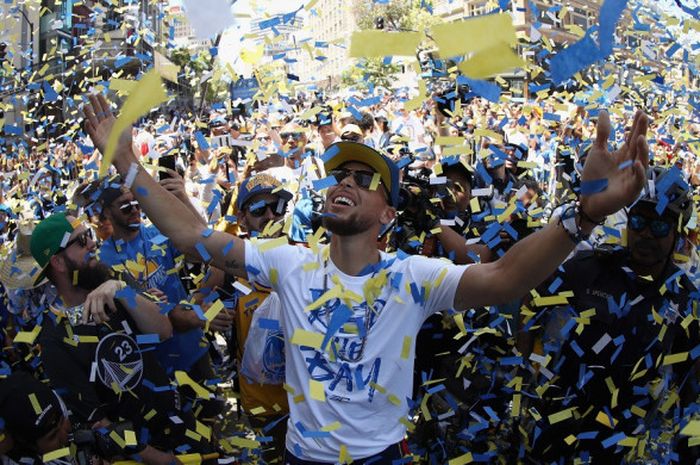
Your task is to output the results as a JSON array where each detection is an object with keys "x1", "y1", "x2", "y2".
[
  {"x1": 65, "y1": 256, "x2": 113, "y2": 291},
  {"x1": 112, "y1": 214, "x2": 140, "y2": 231},
  {"x1": 321, "y1": 211, "x2": 373, "y2": 236}
]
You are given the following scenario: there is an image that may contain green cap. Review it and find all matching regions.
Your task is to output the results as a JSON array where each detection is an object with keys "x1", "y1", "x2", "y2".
[{"x1": 30, "y1": 213, "x2": 74, "y2": 285}]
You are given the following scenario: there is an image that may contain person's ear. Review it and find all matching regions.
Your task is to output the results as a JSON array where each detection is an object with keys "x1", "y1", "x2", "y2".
[
  {"x1": 49, "y1": 254, "x2": 66, "y2": 274},
  {"x1": 379, "y1": 206, "x2": 396, "y2": 226},
  {"x1": 238, "y1": 211, "x2": 249, "y2": 233}
]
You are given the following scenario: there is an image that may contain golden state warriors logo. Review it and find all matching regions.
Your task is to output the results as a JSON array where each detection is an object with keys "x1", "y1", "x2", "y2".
[{"x1": 123, "y1": 255, "x2": 168, "y2": 291}]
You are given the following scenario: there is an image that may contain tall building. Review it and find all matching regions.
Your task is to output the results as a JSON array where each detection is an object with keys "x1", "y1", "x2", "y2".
[
  {"x1": 0, "y1": 1, "x2": 41, "y2": 127},
  {"x1": 164, "y1": 4, "x2": 210, "y2": 55},
  {"x1": 0, "y1": 1, "x2": 39, "y2": 71},
  {"x1": 248, "y1": 13, "x2": 304, "y2": 77},
  {"x1": 295, "y1": 0, "x2": 357, "y2": 85},
  {"x1": 433, "y1": 0, "x2": 601, "y2": 45}
]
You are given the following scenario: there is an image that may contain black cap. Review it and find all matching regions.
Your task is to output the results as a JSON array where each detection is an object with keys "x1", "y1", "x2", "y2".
[
  {"x1": 0, "y1": 372, "x2": 63, "y2": 444},
  {"x1": 97, "y1": 175, "x2": 126, "y2": 209}
]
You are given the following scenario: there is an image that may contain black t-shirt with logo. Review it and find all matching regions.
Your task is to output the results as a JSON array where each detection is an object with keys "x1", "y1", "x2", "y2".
[
  {"x1": 39, "y1": 300, "x2": 208, "y2": 453},
  {"x1": 529, "y1": 249, "x2": 700, "y2": 459}
]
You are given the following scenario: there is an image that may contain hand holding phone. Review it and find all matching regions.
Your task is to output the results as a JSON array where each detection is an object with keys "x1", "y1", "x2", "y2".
[{"x1": 158, "y1": 155, "x2": 177, "y2": 180}]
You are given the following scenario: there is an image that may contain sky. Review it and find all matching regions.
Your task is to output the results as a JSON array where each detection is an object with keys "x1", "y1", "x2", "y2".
[
  {"x1": 217, "y1": 0, "x2": 306, "y2": 75},
  {"x1": 177, "y1": 0, "x2": 699, "y2": 78}
]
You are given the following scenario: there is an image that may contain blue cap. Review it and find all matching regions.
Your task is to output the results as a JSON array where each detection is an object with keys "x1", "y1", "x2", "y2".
[
  {"x1": 237, "y1": 174, "x2": 293, "y2": 211},
  {"x1": 322, "y1": 141, "x2": 401, "y2": 208}
]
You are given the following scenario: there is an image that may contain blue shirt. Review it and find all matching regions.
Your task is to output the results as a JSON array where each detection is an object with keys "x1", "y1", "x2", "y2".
[{"x1": 98, "y1": 224, "x2": 207, "y2": 372}]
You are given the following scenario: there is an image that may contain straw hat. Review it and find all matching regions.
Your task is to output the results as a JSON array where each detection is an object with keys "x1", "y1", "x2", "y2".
[{"x1": 0, "y1": 222, "x2": 46, "y2": 290}]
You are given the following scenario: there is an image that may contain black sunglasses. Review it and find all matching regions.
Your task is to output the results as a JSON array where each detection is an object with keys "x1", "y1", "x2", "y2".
[
  {"x1": 329, "y1": 169, "x2": 381, "y2": 191},
  {"x1": 62, "y1": 229, "x2": 95, "y2": 251},
  {"x1": 247, "y1": 200, "x2": 287, "y2": 218},
  {"x1": 118, "y1": 200, "x2": 140, "y2": 214},
  {"x1": 281, "y1": 132, "x2": 303, "y2": 141},
  {"x1": 629, "y1": 213, "x2": 673, "y2": 238},
  {"x1": 340, "y1": 134, "x2": 363, "y2": 143}
]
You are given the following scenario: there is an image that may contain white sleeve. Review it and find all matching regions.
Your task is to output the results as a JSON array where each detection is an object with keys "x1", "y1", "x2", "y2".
[
  {"x1": 405, "y1": 255, "x2": 469, "y2": 318},
  {"x1": 244, "y1": 241, "x2": 308, "y2": 290}
]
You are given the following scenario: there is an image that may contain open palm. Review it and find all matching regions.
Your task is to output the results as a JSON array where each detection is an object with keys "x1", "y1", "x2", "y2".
[
  {"x1": 83, "y1": 93, "x2": 134, "y2": 161},
  {"x1": 580, "y1": 110, "x2": 650, "y2": 221}
]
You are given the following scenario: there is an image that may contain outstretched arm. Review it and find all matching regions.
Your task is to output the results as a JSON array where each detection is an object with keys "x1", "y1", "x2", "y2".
[
  {"x1": 455, "y1": 110, "x2": 649, "y2": 310},
  {"x1": 83, "y1": 94, "x2": 248, "y2": 279}
]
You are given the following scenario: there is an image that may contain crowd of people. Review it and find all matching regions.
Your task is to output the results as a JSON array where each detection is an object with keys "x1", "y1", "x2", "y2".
[{"x1": 0, "y1": 75, "x2": 697, "y2": 465}]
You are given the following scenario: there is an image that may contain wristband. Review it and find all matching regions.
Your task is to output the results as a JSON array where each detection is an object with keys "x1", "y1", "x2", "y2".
[
  {"x1": 579, "y1": 205, "x2": 605, "y2": 226},
  {"x1": 555, "y1": 201, "x2": 591, "y2": 244},
  {"x1": 124, "y1": 162, "x2": 140, "y2": 189}
]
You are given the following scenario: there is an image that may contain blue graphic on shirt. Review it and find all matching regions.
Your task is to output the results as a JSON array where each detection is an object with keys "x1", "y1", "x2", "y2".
[
  {"x1": 98, "y1": 224, "x2": 187, "y2": 303},
  {"x1": 98, "y1": 224, "x2": 207, "y2": 372},
  {"x1": 301, "y1": 295, "x2": 386, "y2": 402},
  {"x1": 262, "y1": 330, "x2": 286, "y2": 380}
]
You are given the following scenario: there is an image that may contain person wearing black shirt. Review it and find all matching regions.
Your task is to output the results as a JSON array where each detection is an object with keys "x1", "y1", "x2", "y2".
[
  {"x1": 30, "y1": 213, "x2": 215, "y2": 465},
  {"x1": 520, "y1": 167, "x2": 700, "y2": 464}
]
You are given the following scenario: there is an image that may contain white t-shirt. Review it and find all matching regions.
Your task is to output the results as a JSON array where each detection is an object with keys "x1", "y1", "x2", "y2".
[{"x1": 244, "y1": 242, "x2": 468, "y2": 462}]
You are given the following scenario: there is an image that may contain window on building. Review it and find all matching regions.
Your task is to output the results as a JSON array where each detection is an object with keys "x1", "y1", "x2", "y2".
[
  {"x1": 468, "y1": 1, "x2": 488, "y2": 17},
  {"x1": 571, "y1": 7, "x2": 590, "y2": 28},
  {"x1": 103, "y1": 1, "x2": 124, "y2": 32}
]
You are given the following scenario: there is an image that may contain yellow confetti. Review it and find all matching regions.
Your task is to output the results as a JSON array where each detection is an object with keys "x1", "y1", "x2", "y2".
[
  {"x1": 548, "y1": 408, "x2": 574, "y2": 425},
  {"x1": 349, "y1": 30, "x2": 423, "y2": 57},
  {"x1": 101, "y1": 70, "x2": 168, "y2": 176},
  {"x1": 663, "y1": 352, "x2": 688, "y2": 366},
  {"x1": 290, "y1": 329, "x2": 324, "y2": 349},
  {"x1": 28, "y1": 393, "x2": 41, "y2": 415},
  {"x1": 175, "y1": 371, "x2": 211, "y2": 399},
  {"x1": 42, "y1": 447, "x2": 71, "y2": 462},
  {"x1": 369, "y1": 173, "x2": 381, "y2": 191},
  {"x1": 14, "y1": 325, "x2": 41, "y2": 344},
  {"x1": 448, "y1": 452, "x2": 473, "y2": 465},
  {"x1": 431, "y1": 13, "x2": 515, "y2": 58},
  {"x1": 250, "y1": 406, "x2": 266, "y2": 415},
  {"x1": 257, "y1": 236, "x2": 289, "y2": 252},
  {"x1": 309, "y1": 380, "x2": 326, "y2": 401},
  {"x1": 595, "y1": 410, "x2": 617, "y2": 428},
  {"x1": 124, "y1": 429, "x2": 137, "y2": 446},
  {"x1": 458, "y1": 42, "x2": 525, "y2": 79},
  {"x1": 401, "y1": 336, "x2": 412, "y2": 359},
  {"x1": 203, "y1": 299, "x2": 224, "y2": 322},
  {"x1": 321, "y1": 421, "x2": 341, "y2": 432},
  {"x1": 229, "y1": 436, "x2": 260, "y2": 449},
  {"x1": 681, "y1": 421, "x2": 700, "y2": 436}
]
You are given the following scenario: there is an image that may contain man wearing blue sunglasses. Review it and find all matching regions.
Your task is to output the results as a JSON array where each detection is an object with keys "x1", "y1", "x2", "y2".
[{"x1": 520, "y1": 165, "x2": 697, "y2": 464}]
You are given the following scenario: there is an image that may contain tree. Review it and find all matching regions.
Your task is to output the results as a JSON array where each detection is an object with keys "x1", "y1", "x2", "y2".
[
  {"x1": 341, "y1": 58, "x2": 402, "y2": 91},
  {"x1": 344, "y1": 0, "x2": 440, "y2": 91},
  {"x1": 353, "y1": 0, "x2": 440, "y2": 34},
  {"x1": 205, "y1": 63, "x2": 232, "y2": 103}
]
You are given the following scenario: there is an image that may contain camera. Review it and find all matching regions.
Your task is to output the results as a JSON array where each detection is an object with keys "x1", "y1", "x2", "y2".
[
  {"x1": 72, "y1": 421, "x2": 140, "y2": 465},
  {"x1": 417, "y1": 48, "x2": 474, "y2": 117},
  {"x1": 388, "y1": 166, "x2": 447, "y2": 254}
]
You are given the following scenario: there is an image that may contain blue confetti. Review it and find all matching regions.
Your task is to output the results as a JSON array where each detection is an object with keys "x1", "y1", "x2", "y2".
[{"x1": 580, "y1": 178, "x2": 608, "y2": 195}]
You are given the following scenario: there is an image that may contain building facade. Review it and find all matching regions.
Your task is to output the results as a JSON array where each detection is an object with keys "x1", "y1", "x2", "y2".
[
  {"x1": 433, "y1": 0, "x2": 601, "y2": 44},
  {"x1": 295, "y1": 0, "x2": 357, "y2": 86}
]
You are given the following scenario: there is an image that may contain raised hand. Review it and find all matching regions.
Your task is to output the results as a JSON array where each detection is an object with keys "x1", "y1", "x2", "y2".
[
  {"x1": 580, "y1": 110, "x2": 650, "y2": 222},
  {"x1": 83, "y1": 94, "x2": 135, "y2": 168}
]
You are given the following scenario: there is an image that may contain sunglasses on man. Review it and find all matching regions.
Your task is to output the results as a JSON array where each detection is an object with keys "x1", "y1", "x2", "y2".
[
  {"x1": 280, "y1": 132, "x2": 303, "y2": 141},
  {"x1": 628, "y1": 213, "x2": 673, "y2": 238},
  {"x1": 118, "y1": 200, "x2": 140, "y2": 215},
  {"x1": 246, "y1": 199, "x2": 288, "y2": 218},
  {"x1": 340, "y1": 133, "x2": 363, "y2": 143},
  {"x1": 328, "y1": 168, "x2": 382, "y2": 191},
  {"x1": 61, "y1": 228, "x2": 96, "y2": 251}
]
